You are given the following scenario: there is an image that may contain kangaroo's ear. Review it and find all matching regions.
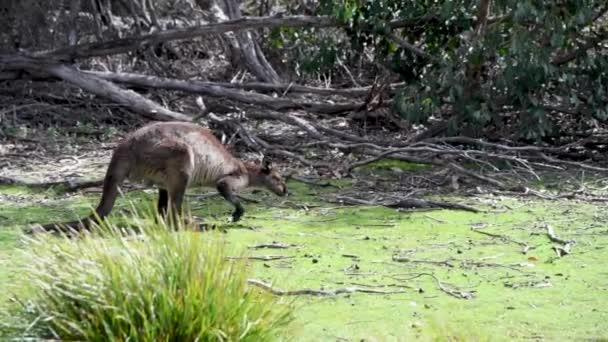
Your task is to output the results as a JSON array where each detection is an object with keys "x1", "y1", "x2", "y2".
[{"x1": 261, "y1": 156, "x2": 272, "y2": 174}]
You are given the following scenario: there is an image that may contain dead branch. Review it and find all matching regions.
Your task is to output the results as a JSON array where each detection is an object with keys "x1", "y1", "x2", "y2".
[
  {"x1": 538, "y1": 153, "x2": 608, "y2": 172},
  {"x1": 344, "y1": 143, "x2": 536, "y2": 173},
  {"x1": 36, "y1": 15, "x2": 338, "y2": 61},
  {"x1": 206, "y1": 113, "x2": 330, "y2": 167},
  {"x1": 185, "y1": 81, "x2": 404, "y2": 97},
  {"x1": 0, "y1": 55, "x2": 191, "y2": 121},
  {"x1": 86, "y1": 70, "x2": 368, "y2": 115},
  {"x1": 247, "y1": 279, "x2": 406, "y2": 296},
  {"x1": 246, "y1": 111, "x2": 324, "y2": 139},
  {"x1": 287, "y1": 174, "x2": 334, "y2": 187},
  {"x1": 391, "y1": 256, "x2": 455, "y2": 267},
  {"x1": 248, "y1": 242, "x2": 293, "y2": 249},
  {"x1": 544, "y1": 224, "x2": 575, "y2": 257},
  {"x1": 504, "y1": 280, "x2": 552, "y2": 289},
  {"x1": 388, "y1": 32, "x2": 434, "y2": 60},
  {"x1": 390, "y1": 273, "x2": 475, "y2": 300},
  {"x1": 448, "y1": 162, "x2": 510, "y2": 190},
  {"x1": 470, "y1": 227, "x2": 530, "y2": 253},
  {"x1": 334, "y1": 195, "x2": 480, "y2": 213},
  {"x1": 36, "y1": 14, "x2": 438, "y2": 61},
  {"x1": 51, "y1": 65, "x2": 192, "y2": 121},
  {"x1": 0, "y1": 176, "x2": 103, "y2": 192},
  {"x1": 422, "y1": 136, "x2": 608, "y2": 172},
  {"x1": 544, "y1": 224, "x2": 574, "y2": 245},
  {"x1": 422, "y1": 136, "x2": 553, "y2": 152},
  {"x1": 227, "y1": 255, "x2": 294, "y2": 261}
]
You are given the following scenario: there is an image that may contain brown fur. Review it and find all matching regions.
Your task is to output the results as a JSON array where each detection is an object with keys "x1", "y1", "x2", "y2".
[{"x1": 38, "y1": 122, "x2": 287, "y2": 232}]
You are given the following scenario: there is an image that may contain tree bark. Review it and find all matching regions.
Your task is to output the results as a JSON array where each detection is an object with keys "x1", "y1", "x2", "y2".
[{"x1": 221, "y1": 0, "x2": 281, "y2": 83}]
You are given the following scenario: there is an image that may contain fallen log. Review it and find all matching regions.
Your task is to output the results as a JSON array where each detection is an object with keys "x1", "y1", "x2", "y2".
[
  {"x1": 86, "y1": 70, "x2": 369, "y2": 114},
  {"x1": 0, "y1": 54, "x2": 192, "y2": 122}
]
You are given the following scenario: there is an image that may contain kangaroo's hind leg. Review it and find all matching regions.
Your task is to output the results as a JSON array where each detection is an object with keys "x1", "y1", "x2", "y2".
[
  {"x1": 157, "y1": 188, "x2": 169, "y2": 217},
  {"x1": 154, "y1": 142, "x2": 193, "y2": 228}
]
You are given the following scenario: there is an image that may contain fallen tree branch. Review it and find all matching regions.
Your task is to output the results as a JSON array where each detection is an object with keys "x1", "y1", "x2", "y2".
[
  {"x1": 334, "y1": 195, "x2": 480, "y2": 213},
  {"x1": 217, "y1": 81, "x2": 404, "y2": 97},
  {"x1": 544, "y1": 224, "x2": 576, "y2": 257},
  {"x1": 207, "y1": 113, "x2": 330, "y2": 167},
  {"x1": 248, "y1": 242, "x2": 294, "y2": 249},
  {"x1": 34, "y1": 14, "x2": 438, "y2": 61},
  {"x1": 390, "y1": 273, "x2": 475, "y2": 300},
  {"x1": 392, "y1": 256, "x2": 455, "y2": 267},
  {"x1": 227, "y1": 255, "x2": 294, "y2": 261},
  {"x1": 36, "y1": 15, "x2": 338, "y2": 61},
  {"x1": 504, "y1": 280, "x2": 552, "y2": 289},
  {"x1": 344, "y1": 142, "x2": 536, "y2": 173},
  {"x1": 247, "y1": 279, "x2": 406, "y2": 296},
  {"x1": 0, "y1": 55, "x2": 192, "y2": 121},
  {"x1": 471, "y1": 227, "x2": 530, "y2": 254},
  {"x1": 421, "y1": 137, "x2": 608, "y2": 172},
  {"x1": 0, "y1": 176, "x2": 103, "y2": 192},
  {"x1": 287, "y1": 174, "x2": 334, "y2": 187},
  {"x1": 86, "y1": 70, "x2": 368, "y2": 114},
  {"x1": 448, "y1": 162, "x2": 511, "y2": 190}
]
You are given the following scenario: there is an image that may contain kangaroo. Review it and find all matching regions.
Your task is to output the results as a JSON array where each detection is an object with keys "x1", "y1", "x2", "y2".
[{"x1": 38, "y1": 121, "x2": 287, "y2": 232}]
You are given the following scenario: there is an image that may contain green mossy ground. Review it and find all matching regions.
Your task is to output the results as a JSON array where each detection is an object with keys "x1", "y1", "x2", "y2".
[{"x1": 1, "y1": 167, "x2": 608, "y2": 340}]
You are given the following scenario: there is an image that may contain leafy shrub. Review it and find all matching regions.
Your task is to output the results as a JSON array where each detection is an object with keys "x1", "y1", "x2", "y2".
[
  {"x1": 12, "y1": 216, "x2": 293, "y2": 341},
  {"x1": 277, "y1": 0, "x2": 608, "y2": 139}
]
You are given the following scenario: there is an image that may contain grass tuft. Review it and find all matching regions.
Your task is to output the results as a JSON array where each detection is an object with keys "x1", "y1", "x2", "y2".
[{"x1": 10, "y1": 210, "x2": 293, "y2": 341}]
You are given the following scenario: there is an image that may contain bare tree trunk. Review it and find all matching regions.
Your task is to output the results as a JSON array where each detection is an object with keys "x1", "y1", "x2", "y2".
[
  {"x1": 68, "y1": 0, "x2": 81, "y2": 46},
  {"x1": 222, "y1": 0, "x2": 281, "y2": 83},
  {"x1": 463, "y1": 0, "x2": 491, "y2": 102}
]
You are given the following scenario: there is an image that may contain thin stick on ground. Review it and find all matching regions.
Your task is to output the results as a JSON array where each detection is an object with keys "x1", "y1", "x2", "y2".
[
  {"x1": 389, "y1": 273, "x2": 475, "y2": 300},
  {"x1": 247, "y1": 279, "x2": 407, "y2": 296},
  {"x1": 248, "y1": 242, "x2": 293, "y2": 249},
  {"x1": 0, "y1": 176, "x2": 104, "y2": 192},
  {"x1": 334, "y1": 195, "x2": 480, "y2": 213},
  {"x1": 471, "y1": 227, "x2": 530, "y2": 254},
  {"x1": 544, "y1": 224, "x2": 575, "y2": 257},
  {"x1": 227, "y1": 256, "x2": 294, "y2": 261}
]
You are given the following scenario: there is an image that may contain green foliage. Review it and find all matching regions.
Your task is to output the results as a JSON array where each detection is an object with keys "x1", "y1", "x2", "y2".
[
  {"x1": 11, "y1": 216, "x2": 293, "y2": 341},
  {"x1": 273, "y1": 0, "x2": 608, "y2": 139}
]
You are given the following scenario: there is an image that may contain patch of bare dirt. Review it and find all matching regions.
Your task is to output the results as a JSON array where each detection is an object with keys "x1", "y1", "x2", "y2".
[{"x1": 0, "y1": 132, "x2": 118, "y2": 184}]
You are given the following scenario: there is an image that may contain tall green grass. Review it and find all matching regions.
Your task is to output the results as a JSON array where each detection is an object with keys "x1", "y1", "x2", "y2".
[{"x1": 10, "y1": 214, "x2": 293, "y2": 341}]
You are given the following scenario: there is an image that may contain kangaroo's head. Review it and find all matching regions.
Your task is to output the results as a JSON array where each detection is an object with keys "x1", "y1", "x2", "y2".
[{"x1": 248, "y1": 157, "x2": 288, "y2": 196}]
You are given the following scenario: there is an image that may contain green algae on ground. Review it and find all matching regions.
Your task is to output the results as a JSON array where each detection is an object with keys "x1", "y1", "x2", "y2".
[
  {"x1": 226, "y1": 200, "x2": 608, "y2": 341},
  {"x1": 1, "y1": 181, "x2": 608, "y2": 340}
]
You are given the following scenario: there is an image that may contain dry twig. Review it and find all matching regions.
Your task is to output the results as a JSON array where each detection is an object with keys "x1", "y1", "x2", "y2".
[
  {"x1": 247, "y1": 279, "x2": 406, "y2": 296},
  {"x1": 227, "y1": 255, "x2": 294, "y2": 261},
  {"x1": 544, "y1": 224, "x2": 576, "y2": 257}
]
